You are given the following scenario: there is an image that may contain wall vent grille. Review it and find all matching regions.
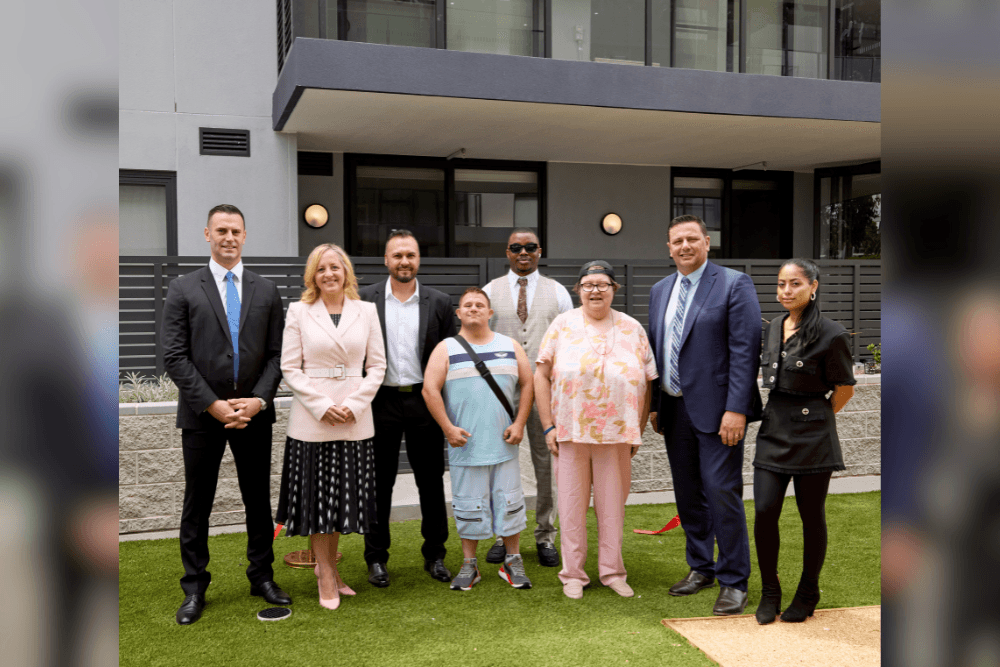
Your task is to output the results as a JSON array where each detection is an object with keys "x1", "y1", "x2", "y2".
[{"x1": 199, "y1": 128, "x2": 251, "y2": 157}]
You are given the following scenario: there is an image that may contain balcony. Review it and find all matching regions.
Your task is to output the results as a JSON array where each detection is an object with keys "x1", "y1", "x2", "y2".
[{"x1": 277, "y1": 0, "x2": 880, "y2": 81}]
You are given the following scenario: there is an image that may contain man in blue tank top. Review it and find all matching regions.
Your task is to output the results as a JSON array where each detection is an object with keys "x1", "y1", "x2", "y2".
[{"x1": 423, "y1": 288, "x2": 536, "y2": 591}]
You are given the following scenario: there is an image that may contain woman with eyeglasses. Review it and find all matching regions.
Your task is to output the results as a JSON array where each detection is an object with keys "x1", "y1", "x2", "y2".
[
  {"x1": 534, "y1": 261, "x2": 658, "y2": 600},
  {"x1": 753, "y1": 258, "x2": 856, "y2": 624}
]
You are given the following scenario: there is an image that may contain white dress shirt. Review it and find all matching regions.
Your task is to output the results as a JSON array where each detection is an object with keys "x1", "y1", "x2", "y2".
[
  {"x1": 663, "y1": 260, "x2": 708, "y2": 396},
  {"x1": 384, "y1": 278, "x2": 423, "y2": 386},
  {"x1": 482, "y1": 269, "x2": 574, "y2": 314},
  {"x1": 209, "y1": 258, "x2": 244, "y2": 316}
]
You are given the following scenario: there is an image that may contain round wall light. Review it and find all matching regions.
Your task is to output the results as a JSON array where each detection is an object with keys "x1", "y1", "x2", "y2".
[
  {"x1": 601, "y1": 213, "x2": 622, "y2": 236},
  {"x1": 303, "y1": 204, "x2": 329, "y2": 228}
]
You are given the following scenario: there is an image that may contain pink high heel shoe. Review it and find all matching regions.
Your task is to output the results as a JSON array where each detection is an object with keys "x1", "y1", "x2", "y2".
[{"x1": 315, "y1": 565, "x2": 355, "y2": 597}]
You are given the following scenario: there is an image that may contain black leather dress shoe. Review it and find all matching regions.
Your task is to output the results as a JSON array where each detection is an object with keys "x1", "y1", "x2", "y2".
[
  {"x1": 713, "y1": 586, "x2": 749, "y2": 616},
  {"x1": 424, "y1": 559, "x2": 452, "y2": 582},
  {"x1": 250, "y1": 581, "x2": 292, "y2": 605},
  {"x1": 368, "y1": 562, "x2": 390, "y2": 588},
  {"x1": 536, "y1": 542, "x2": 560, "y2": 567},
  {"x1": 176, "y1": 594, "x2": 205, "y2": 625},
  {"x1": 668, "y1": 570, "x2": 716, "y2": 597},
  {"x1": 485, "y1": 538, "x2": 506, "y2": 564}
]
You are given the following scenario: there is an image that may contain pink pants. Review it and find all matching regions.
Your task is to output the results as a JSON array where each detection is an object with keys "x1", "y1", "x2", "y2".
[{"x1": 555, "y1": 441, "x2": 632, "y2": 587}]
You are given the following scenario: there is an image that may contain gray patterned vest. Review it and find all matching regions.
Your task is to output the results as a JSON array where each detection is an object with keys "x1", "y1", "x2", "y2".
[{"x1": 488, "y1": 274, "x2": 562, "y2": 369}]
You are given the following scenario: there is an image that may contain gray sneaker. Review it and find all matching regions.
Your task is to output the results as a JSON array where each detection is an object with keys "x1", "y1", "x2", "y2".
[
  {"x1": 499, "y1": 555, "x2": 532, "y2": 589},
  {"x1": 450, "y1": 562, "x2": 481, "y2": 591}
]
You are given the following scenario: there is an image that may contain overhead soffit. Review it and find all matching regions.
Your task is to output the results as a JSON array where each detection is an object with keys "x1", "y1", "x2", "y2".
[{"x1": 283, "y1": 89, "x2": 880, "y2": 172}]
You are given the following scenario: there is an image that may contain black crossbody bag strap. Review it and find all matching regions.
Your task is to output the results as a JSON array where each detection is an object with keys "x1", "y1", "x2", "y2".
[{"x1": 453, "y1": 335, "x2": 516, "y2": 422}]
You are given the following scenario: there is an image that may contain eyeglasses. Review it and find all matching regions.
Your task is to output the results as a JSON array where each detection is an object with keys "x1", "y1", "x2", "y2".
[
  {"x1": 580, "y1": 282, "x2": 613, "y2": 292},
  {"x1": 508, "y1": 243, "x2": 539, "y2": 254}
]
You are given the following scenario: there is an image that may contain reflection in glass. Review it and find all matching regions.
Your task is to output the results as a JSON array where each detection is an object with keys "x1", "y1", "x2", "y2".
[
  {"x1": 653, "y1": 0, "x2": 738, "y2": 71},
  {"x1": 448, "y1": 0, "x2": 542, "y2": 56},
  {"x1": 551, "y1": 0, "x2": 645, "y2": 65},
  {"x1": 355, "y1": 167, "x2": 446, "y2": 257},
  {"x1": 119, "y1": 185, "x2": 167, "y2": 255},
  {"x1": 819, "y1": 170, "x2": 880, "y2": 259},
  {"x1": 454, "y1": 170, "x2": 538, "y2": 258},
  {"x1": 672, "y1": 176, "x2": 723, "y2": 251},
  {"x1": 342, "y1": 0, "x2": 437, "y2": 48},
  {"x1": 834, "y1": 0, "x2": 880, "y2": 82},
  {"x1": 745, "y1": 0, "x2": 828, "y2": 78}
]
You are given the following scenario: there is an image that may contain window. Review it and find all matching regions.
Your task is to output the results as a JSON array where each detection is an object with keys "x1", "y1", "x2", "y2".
[
  {"x1": 815, "y1": 161, "x2": 880, "y2": 259},
  {"x1": 671, "y1": 167, "x2": 792, "y2": 259},
  {"x1": 834, "y1": 0, "x2": 880, "y2": 82},
  {"x1": 346, "y1": 155, "x2": 545, "y2": 258},
  {"x1": 119, "y1": 170, "x2": 177, "y2": 256},
  {"x1": 448, "y1": 0, "x2": 543, "y2": 56}
]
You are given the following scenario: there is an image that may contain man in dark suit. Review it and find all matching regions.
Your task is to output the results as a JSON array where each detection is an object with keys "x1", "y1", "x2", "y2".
[
  {"x1": 359, "y1": 229, "x2": 458, "y2": 587},
  {"x1": 648, "y1": 214, "x2": 763, "y2": 616},
  {"x1": 162, "y1": 204, "x2": 290, "y2": 625}
]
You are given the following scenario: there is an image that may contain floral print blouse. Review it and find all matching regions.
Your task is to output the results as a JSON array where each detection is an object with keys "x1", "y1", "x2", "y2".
[{"x1": 537, "y1": 309, "x2": 658, "y2": 445}]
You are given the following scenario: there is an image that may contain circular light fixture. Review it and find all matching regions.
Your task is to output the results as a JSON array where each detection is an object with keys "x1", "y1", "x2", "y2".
[
  {"x1": 303, "y1": 204, "x2": 329, "y2": 228},
  {"x1": 601, "y1": 213, "x2": 622, "y2": 236}
]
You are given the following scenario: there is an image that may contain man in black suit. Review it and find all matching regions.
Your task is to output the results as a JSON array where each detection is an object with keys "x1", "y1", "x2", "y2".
[
  {"x1": 360, "y1": 229, "x2": 457, "y2": 587},
  {"x1": 162, "y1": 204, "x2": 291, "y2": 625}
]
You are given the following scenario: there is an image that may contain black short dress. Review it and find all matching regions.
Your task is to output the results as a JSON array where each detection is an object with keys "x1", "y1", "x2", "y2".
[{"x1": 754, "y1": 314, "x2": 857, "y2": 475}]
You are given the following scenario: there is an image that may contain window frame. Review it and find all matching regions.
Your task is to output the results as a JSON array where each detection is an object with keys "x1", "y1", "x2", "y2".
[
  {"x1": 344, "y1": 153, "x2": 547, "y2": 258},
  {"x1": 813, "y1": 160, "x2": 880, "y2": 259},
  {"x1": 119, "y1": 169, "x2": 178, "y2": 256}
]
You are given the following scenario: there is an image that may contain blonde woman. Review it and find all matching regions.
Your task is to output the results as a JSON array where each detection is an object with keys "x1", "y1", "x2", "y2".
[{"x1": 275, "y1": 244, "x2": 386, "y2": 610}]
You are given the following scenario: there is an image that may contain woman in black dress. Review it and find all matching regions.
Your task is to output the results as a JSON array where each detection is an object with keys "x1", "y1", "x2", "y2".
[{"x1": 753, "y1": 258, "x2": 856, "y2": 624}]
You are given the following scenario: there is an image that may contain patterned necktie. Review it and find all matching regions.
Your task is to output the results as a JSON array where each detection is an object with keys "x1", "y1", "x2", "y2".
[
  {"x1": 668, "y1": 276, "x2": 691, "y2": 394},
  {"x1": 517, "y1": 277, "x2": 528, "y2": 323},
  {"x1": 225, "y1": 271, "x2": 240, "y2": 384}
]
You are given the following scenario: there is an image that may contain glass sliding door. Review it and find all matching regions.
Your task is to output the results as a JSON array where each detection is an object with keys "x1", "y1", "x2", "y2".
[
  {"x1": 340, "y1": 0, "x2": 437, "y2": 48},
  {"x1": 817, "y1": 163, "x2": 880, "y2": 259},
  {"x1": 454, "y1": 169, "x2": 539, "y2": 257},
  {"x1": 745, "y1": 0, "x2": 828, "y2": 78},
  {"x1": 834, "y1": 0, "x2": 880, "y2": 82},
  {"x1": 447, "y1": 0, "x2": 541, "y2": 56},
  {"x1": 654, "y1": 0, "x2": 737, "y2": 72},
  {"x1": 551, "y1": 0, "x2": 645, "y2": 65},
  {"x1": 672, "y1": 175, "x2": 724, "y2": 254},
  {"x1": 354, "y1": 166, "x2": 447, "y2": 257},
  {"x1": 348, "y1": 156, "x2": 545, "y2": 259}
]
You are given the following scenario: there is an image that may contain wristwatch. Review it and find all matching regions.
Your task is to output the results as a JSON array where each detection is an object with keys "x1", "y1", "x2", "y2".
[{"x1": 256, "y1": 397, "x2": 267, "y2": 411}]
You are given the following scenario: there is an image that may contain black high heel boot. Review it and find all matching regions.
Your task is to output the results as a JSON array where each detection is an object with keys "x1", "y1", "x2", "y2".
[
  {"x1": 755, "y1": 581, "x2": 782, "y2": 625},
  {"x1": 780, "y1": 581, "x2": 819, "y2": 623}
]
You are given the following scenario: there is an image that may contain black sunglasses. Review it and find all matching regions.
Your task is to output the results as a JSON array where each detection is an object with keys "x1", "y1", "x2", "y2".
[{"x1": 508, "y1": 243, "x2": 539, "y2": 254}]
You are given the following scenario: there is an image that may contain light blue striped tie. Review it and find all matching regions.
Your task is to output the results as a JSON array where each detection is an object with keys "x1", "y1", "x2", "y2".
[
  {"x1": 225, "y1": 271, "x2": 240, "y2": 384},
  {"x1": 668, "y1": 276, "x2": 691, "y2": 394}
]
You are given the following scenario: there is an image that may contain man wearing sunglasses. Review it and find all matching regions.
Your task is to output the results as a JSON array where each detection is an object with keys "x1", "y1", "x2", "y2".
[{"x1": 481, "y1": 229, "x2": 573, "y2": 567}]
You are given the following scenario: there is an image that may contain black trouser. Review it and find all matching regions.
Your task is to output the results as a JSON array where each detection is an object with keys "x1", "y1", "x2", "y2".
[
  {"x1": 364, "y1": 385, "x2": 449, "y2": 565},
  {"x1": 179, "y1": 423, "x2": 275, "y2": 595},
  {"x1": 753, "y1": 467, "x2": 832, "y2": 594}
]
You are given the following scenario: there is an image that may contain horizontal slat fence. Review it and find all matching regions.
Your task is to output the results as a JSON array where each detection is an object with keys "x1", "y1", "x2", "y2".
[{"x1": 121, "y1": 257, "x2": 880, "y2": 379}]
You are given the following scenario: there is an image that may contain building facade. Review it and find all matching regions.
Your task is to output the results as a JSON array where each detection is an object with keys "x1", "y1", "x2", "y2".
[{"x1": 120, "y1": 0, "x2": 880, "y2": 264}]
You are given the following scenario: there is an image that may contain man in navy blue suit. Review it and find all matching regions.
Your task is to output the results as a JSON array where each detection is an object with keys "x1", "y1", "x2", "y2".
[{"x1": 648, "y1": 214, "x2": 763, "y2": 616}]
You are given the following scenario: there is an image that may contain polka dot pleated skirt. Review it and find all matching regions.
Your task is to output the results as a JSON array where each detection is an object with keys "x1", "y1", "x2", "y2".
[{"x1": 275, "y1": 437, "x2": 376, "y2": 536}]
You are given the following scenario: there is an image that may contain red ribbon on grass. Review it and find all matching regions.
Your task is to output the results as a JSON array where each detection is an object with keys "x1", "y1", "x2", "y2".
[{"x1": 633, "y1": 514, "x2": 681, "y2": 535}]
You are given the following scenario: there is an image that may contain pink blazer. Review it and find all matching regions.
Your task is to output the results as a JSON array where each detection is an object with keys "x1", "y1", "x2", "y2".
[{"x1": 281, "y1": 298, "x2": 386, "y2": 442}]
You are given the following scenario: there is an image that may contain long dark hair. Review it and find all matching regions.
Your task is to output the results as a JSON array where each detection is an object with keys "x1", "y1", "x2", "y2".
[{"x1": 781, "y1": 258, "x2": 822, "y2": 346}]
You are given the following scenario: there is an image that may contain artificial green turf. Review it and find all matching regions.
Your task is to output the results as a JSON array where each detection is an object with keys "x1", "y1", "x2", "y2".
[{"x1": 119, "y1": 491, "x2": 880, "y2": 667}]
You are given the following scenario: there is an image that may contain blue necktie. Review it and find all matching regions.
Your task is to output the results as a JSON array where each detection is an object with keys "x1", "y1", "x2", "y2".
[
  {"x1": 225, "y1": 271, "x2": 240, "y2": 384},
  {"x1": 668, "y1": 276, "x2": 691, "y2": 394}
]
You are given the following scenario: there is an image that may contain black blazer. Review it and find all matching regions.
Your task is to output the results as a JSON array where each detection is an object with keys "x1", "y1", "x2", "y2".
[
  {"x1": 358, "y1": 279, "x2": 457, "y2": 375},
  {"x1": 161, "y1": 265, "x2": 285, "y2": 430}
]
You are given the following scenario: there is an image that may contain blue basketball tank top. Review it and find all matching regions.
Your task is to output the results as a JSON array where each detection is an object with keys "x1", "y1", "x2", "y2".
[{"x1": 443, "y1": 333, "x2": 520, "y2": 467}]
